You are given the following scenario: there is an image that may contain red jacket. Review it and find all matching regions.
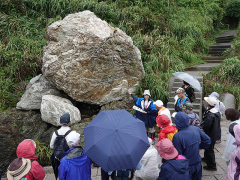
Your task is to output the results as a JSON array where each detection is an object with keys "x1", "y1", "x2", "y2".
[
  {"x1": 158, "y1": 125, "x2": 178, "y2": 142},
  {"x1": 6, "y1": 140, "x2": 45, "y2": 180}
]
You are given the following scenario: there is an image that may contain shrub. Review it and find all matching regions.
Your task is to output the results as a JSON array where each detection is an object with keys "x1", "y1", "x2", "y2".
[{"x1": 204, "y1": 57, "x2": 240, "y2": 108}]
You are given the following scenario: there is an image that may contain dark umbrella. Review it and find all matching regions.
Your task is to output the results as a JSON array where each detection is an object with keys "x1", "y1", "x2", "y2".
[
  {"x1": 50, "y1": 153, "x2": 60, "y2": 180},
  {"x1": 84, "y1": 109, "x2": 150, "y2": 172}
]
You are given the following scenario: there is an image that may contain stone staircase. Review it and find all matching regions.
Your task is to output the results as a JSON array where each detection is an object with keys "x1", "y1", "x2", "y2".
[
  {"x1": 167, "y1": 76, "x2": 203, "y2": 120},
  {"x1": 167, "y1": 30, "x2": 237, "y2": 121}
]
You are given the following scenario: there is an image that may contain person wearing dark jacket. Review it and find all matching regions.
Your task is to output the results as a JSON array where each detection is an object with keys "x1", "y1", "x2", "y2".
[
  {"x1": 156, "y1": 138, "x2": 191, "y2": 180},
  {"x1": 58, "y1": 131, "x2": 92, "y2": 180},
  {"x1": 201, "y1": 96, "x2": 220, "y2": 171},
  {"x1": 175, "y1": 88, "x2": 190, "y2": 112},
  {"x1": 182, "y1": 81, "x2": 194, "y2": 102},
  {"x1": 172, "y1": 112, "x2": 211, "y2": 180},
  {"x1": 128, "y1": 90, "x2": 158, "y2": 143}
]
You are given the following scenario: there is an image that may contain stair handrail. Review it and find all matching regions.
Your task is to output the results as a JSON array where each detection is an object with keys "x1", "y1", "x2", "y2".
[{"x1": 220, "y1": 22, "x2": 229, "y2": 30}]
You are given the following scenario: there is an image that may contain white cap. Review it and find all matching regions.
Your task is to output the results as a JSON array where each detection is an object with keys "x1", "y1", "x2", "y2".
[
  {"x1": 66, "y1": 131, "x2": 80, "y2": 146},
  {"x1": 204, "y1": 97, "x2": 217, "y2": 106},
  {"x1": 209, "y1": 92, "x2": 219, "y2": 100},
  {"x1": 143, "y1": 90, "x2": 151, "y2": 97},
  {"x1": 154, "y1": 100, "x2": 163, "y2": 107}
]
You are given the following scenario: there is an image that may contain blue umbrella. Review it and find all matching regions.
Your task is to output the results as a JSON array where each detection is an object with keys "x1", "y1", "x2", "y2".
[{"x1": 84, "y1": 109, "x2": 150, "y2": 172}]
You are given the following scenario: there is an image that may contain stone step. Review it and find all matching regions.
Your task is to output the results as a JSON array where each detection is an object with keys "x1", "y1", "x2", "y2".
[
  {"x1": 185, "y1": 63, "x2": 220, "y2": 71},
  {"x1": 209, "y1": 44, "x2": 231, "y2": 49},
  {"x1": 202, "y1": 56, "x2": 226, "y2": 60},
  {"x1": 216, "y1": 39, "x2": 234, "y2": 43},
  {"x1": 208, "y1": 53, "x2": 222, "y2": 56},
  {"x1": 167, "y1": 102, "x2": 200, "y2": 109},
  {"x1": 185, "y1": 71, "x2": 211, "y2": 75},
  {"x1": 168, "y1": 97, "x2": 201, "y2": 103},
  {"x1": 171, "y1": 86, "x2": 203, "y2": 92},
  {"x1": 173, "y1": 76, "x2": 203, "y2": 82},
  {"x1": 172, "y1": 83, "x2": 203, "y2": 89},
  {"x1": 208, "y1": 50, "x2": 225, "y2": 54},
  {"x1": 186, "y1": 66, "x2": 212, "y2": 71},
  {"x1": 209, "y1": 47, "x2": 229, "y2": 52},
  {"x1": 203, "y1": 59, "x2": 224, "y2": 63},
  {"x1": 170, "y1": 91, "x2": 202, "y2": 98},
  {"x1": 216, "y1": 36, "x2": 235, "y2": 40}
]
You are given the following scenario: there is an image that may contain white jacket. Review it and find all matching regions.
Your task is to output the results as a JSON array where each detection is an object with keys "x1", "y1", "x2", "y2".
[
  {"x1": 215, "y1": 99, "x2": 225, "y2": 115},
  {"x1": 222, "y1": 119, "x2": 240, "y2": 161},
  {"x1": 135, "y1": 145, "x2": 162, "y2": 180}
]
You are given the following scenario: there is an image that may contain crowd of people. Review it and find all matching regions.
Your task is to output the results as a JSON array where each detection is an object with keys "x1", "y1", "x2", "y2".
[{"x1": 5, "y1": 80, "x2": 240, "y2": 180}]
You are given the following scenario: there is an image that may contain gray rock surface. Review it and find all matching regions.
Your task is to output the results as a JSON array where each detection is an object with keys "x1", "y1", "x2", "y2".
[
  {"x1": 41, "y1": 95, "x2": 81, "y2": 126},
  {"x1": 0, "y1": 108, "x2": 95, "y2": 174},
  {"x1": 0, "y1": 109, "x2": 58, "y2": 173},
  {"x1": 42, "y1": 10, "x2": 145, "y2": 106},
  {"x1": 16, "y1": 74, "x2": 65, "y2": 110},
  {"x1": 221, "y1": 93, "x2": 235, "y2": 109},
  {"x1": 100, "y1": 96, "x2": 134, "y2": 112}
]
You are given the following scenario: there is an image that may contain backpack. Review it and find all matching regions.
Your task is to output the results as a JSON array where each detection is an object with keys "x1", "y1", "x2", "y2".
[
  {"x1": 113, "y1": 169, "x2": 133, "y2": 180},
  {"x1": 53, "y1": 130, "x2": 72, "y2": 160},
  {"x1": 189, "y1": 114, "x2": 202, "y2": 130}
]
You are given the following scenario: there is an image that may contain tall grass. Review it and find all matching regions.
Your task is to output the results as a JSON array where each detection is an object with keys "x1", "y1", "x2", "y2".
[{"x1": 0, "y1": 0, "x2": 227, "y2": 111}]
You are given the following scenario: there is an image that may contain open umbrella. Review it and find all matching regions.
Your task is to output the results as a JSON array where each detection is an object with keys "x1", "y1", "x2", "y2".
[
  {"x1": 172, "y1": 72, "x2": 202, "y2": 92},
  {"x1": 84, "y1": 109, "x2": 150, "y2": 172}
]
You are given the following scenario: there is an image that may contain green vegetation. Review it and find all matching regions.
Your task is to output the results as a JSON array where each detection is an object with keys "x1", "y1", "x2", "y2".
[
  {"x1": 0, "y1": 0, "x2": 233, "y2": 111},
  {"x1": 204, "y1": 28, "x2": 240, "y2": 108},
  {"x1": 35, "y1": 140, "x2": 53, "y2": 166}
]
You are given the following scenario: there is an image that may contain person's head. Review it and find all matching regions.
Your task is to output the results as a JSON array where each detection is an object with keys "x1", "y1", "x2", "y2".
[
  {"x1": 225, "y1": 108, "x2": 240, "y2": 121},
  {"x1": 60, "y1": 113, "x2": 71, "y2": 126},
  {"x1": 156, "y1": 138, "x2": 178, "y2": 160},
  {"x1": 7, "y1": 157, "x2": 32, "y2": 180},
  {"x1": 174, "y1": 112, "x2": 189, "y2": 130},
  {"x1": 209, "y1": 92, "x2": 219, "y2": 100},
  {"x1": 182, "y1": 101, "x2": 193, "y2": 114},
  {"x1": 16, "y1": 139, "x2": 37, "y2": 160},
  {"x1": 175, "y1": 88, "x2": 185, "y2": 100},
  {"x1": 156, "y1": 114, "x2": 171, "y2": 127},
  {"x1": 143, "y1": 90, "x2": 151, "y2": 100},
  {"x1": 154, "y1": 100, "x2": 164, "y2": 110},
  {"x1": 66, "y1": 131, "x2": 81, "y2": 148},
  {"x1": 183, "y1": 81, "x2": 190, "y2": 86},
  {"x1": 204, "y1": 96, "x2": 217, "y2": 108}
]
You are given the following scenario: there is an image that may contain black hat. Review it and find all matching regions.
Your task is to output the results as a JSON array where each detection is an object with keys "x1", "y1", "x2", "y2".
[
  {"x1": 60, "y1": 113, "x2": 70, "y2": 125},
  {"x1": 229, "y1": 123, "x2": 238, "y2": 138}
]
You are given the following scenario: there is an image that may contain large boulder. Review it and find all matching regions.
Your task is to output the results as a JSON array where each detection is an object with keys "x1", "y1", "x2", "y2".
[
  {"x1": 41, "y1": 95, "x2": 81, "y2": 126},
  {"x1": 16, "y1": 74, "x2": 65, "y2": 110},
  {"x1": 42, "y1": 10, "x2": 145, "y2": 106},
  {"x1": 221, "y1": 93, "x2": 235, "y2": 109}
]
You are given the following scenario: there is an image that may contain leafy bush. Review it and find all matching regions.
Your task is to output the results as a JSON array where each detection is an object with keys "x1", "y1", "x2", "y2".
[
  {"x1": 225, "y1": 0, "x2": 240, "y2": 18},
  {"x1": 204, "y1": 57, "x2": 240, "y2": 108},
  {"x1": 35, "y1": 140, "x2": 53, "y2": 166}
]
